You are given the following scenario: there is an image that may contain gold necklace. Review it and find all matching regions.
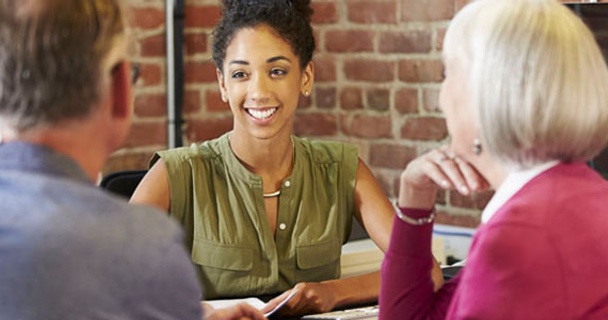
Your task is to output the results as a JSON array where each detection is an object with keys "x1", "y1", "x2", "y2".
[{"x1": 263, "y1": 190, "x2": 281, "y2": 198}]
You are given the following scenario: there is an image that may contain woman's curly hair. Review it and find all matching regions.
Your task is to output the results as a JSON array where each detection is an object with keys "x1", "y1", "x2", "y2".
[{"x1": 212, "y1": 0, "x2": 315, "y2": 72}]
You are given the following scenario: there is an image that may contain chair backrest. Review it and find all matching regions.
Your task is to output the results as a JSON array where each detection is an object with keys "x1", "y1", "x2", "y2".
[{"x1": 99, "y1": 170, "x2": 148, "y2": 199}]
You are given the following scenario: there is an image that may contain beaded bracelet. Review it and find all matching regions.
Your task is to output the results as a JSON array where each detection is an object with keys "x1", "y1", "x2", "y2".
[{"x1": 393, "y1": 202, "x2": 435, "y2": 225}]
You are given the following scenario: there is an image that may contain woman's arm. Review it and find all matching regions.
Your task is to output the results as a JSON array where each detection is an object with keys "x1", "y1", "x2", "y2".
[
  {"x1": 380, "y1": 148, "x2": 488, "y2": 320},
  {"x1": 130, "y1": 159, "x2": 171, "y2": 212},
  {"x1": 352, "y1": 158, "x2": 395, "y2": 252},
  {"x1": 354, "y1": 158, "x2": 445, "y2": 290}
]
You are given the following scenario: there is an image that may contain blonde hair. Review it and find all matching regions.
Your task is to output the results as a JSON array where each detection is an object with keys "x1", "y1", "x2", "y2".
[{"x1": 444, "y1": 0, "x2": 608, "y2": 168}]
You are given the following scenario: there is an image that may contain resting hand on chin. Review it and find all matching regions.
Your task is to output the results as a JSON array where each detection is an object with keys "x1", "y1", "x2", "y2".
[{"x1": 399, "y1": 147, "x2": 489, "y2": 208}]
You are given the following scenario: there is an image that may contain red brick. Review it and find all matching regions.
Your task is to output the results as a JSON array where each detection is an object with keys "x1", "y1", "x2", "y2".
[
  {"x1": 134, "y1": 93, "x2": 166, "y2": 118},
  {"x1": 205, "y1": 90, "x2": 227, "y2": 113},
  {"x1": 342, "y1": 114, "x2": 393, "y2": 139},
  {"x1": 340, "y1": 87, "x2": 364, "y2": 110},
  {"x1": 124, "y1": 121, "x2": 167, "y2": 147},
  {"x1": 401, "y1": 0, "x2": 454, "y2": 22},
  {"x1": 134, "y1": 91, "x2": 202, "y2": 117},
  {"x1": 379, "y1": 30, "x2": 432, "y2": 54},
  {"x1": 313, "y1": 56, "x2": 337, "y2": 82},
  {"x1": 130, "y1": 7, "x2": 164, "y2": 29},
  {"x1": 313, "y1": 29, "x2": 321, "y2": 49},
  {"x1": 140, "y1": 34, "x2": 165, "y2": 57},
  {"x1": 185, "y1": 5, "x2": 221, "y2": 28},
  {"x1": 186, "y1": 117, "x2": 233, "y2": 142},
  {"x1": 435, "y1": 211, "x2": 481, "y2": 229},
  {"x1": 423, "y1": 88, "x2": 441, "y2": 112},
  {"x1": 399, "y1": 59, "x2": 444, "y2": 83},
  {"x1": 184, "y1": 61, "x2": 217, "y2": 83},
  {"x1": 325, "y1": 30, "x2": 374, "y2": 53},
  {"x1": 401, "y1": 117, "x2": 447, "y2": 141},
  {"x1": 395, "y1": 88, "x2": 418, "y2": 114},
  {"x1": 348, "y1": 1, "x2": 397, "y2": 24},
  {"x1": 369, "y1": 143, "x2": 417, "y2": 170},
  {"x1": 312, "y1": 2, "x2": 339, "y2": 24},
  {"x1": 184, "y1": 33, "x2": 208, "y2": 55},
  {"x1": 373, "y1": 171, "x2": 395, "y2": 198},
  {"x1": 344, "y1": 59, "x2": 395, "y2": 82},
  {"x1": 315, "y1": 87, "x2": 337, "y2": 109},
  {"x1": 456, "y1": 0, "x2": 475, "y2": 11},
  {"x1": 184, "y1": 90, "x2": 202, "y2": 114},
  {"x1": 138, "y1": 63, "x2": 162, "y2": 87},
  {"x1": 367, "y1": 88, "x2": 390, "y2": 111},
  {"x1": 450, "y1": 190, "x2": 494, "y2": 210},
  {"x1": 436, "y1": 27, "x2": 447, "y2": 51},
  {"x1": 294, "y1": 113, "x2": 338, "y2": 136},
  {"x1": 298, "y1": 94, "x2": 313, "y2": 109},
  {"x1": 436, "y1": 189, "x2": 447, "y2": 205}
]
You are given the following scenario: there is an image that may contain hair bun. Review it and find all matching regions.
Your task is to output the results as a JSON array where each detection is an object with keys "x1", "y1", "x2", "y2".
[
  {"x1": 221, "y1": 0, "x2": 312, "y2": 22},
  {"x1": 288, "y1": 0, "x2": 313, "y2": 22}
]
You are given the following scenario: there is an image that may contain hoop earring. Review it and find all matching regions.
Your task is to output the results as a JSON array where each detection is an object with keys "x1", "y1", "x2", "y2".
[{"x1": 472, "y1": 138, "x2": 483, "y2": 155}]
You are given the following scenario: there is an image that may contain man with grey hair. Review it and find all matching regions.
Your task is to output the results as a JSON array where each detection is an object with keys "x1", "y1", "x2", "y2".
[
  {"x1": 0, "y1": 1, "x2": 266, "y2": 319},
  {"x1": 0, "y1": 0, "x2": 203, "y2": 318}
]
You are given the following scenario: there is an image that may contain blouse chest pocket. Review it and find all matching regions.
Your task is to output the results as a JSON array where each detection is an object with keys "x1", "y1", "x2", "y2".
[
  {"x1": 192, "y1": 239, "x2": 254, "y2": 271},
  {"x1": 191, "y1": 239, "x2": 265, "y2": 298},
  {"x1": 295, "y1": 239, "x2": 341, "y2": 282}
]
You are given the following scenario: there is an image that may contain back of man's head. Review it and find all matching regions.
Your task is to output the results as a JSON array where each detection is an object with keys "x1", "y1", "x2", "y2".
[{"x1": 0, "y1": 0, "x2": 125, "y2": 132}]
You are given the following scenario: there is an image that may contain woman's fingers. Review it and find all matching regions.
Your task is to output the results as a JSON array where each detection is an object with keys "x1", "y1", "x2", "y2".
[
  {"x1": 426, "y1": 149, "x2": 468, "y2": 193},
  {"x1": 422, "y1": 148, "x2": 487, "y2": 195},
  {"x1": 399, "y1": 146, "x2": 489, "y2": 208},
  {"x1": 453, "y1": 156, "x2": 489, "y2": 192}
]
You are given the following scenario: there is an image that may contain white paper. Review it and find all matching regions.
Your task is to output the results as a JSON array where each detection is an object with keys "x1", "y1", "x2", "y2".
[
  {"x1": 205, "y1": 297, "x2": 266, "y2": 310},
  {"x1": 205, "y1": 290, "x2": 297, "y2": 318},
  {"x1": 263, "y1": 290, "x2": 297, "y2": 317}
]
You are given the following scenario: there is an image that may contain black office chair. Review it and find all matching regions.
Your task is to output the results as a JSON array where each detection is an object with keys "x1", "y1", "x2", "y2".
[{"x1": 99, "y1": 169, "x2": 148, "y2": 199}]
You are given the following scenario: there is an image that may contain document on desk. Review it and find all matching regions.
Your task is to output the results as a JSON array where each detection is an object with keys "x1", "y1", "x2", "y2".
[
  {"x1": 206, "y1": 290, "x2": 297, "y2": 317},
  {"x1": 302, "y1": 305, "x2": 379, "y2": 320}
]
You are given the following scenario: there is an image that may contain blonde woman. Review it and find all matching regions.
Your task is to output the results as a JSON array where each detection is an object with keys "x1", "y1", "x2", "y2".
[{"x1": 381, "y1": 0, "x2": 608, "y2": 318}]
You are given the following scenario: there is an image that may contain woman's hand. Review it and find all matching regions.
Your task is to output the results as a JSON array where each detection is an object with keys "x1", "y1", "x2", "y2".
[
  {"x1": 262, "y1": 282, "x2": 335, "y2": 317},
  {"x1": 202, "y1": 302, "x2": 267, "y2": 320},
  {"x1": 399, "y1": 147, "x2": 489, "y2": 208}
]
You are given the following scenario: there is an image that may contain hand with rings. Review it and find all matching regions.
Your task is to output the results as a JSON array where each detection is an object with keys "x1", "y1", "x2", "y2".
[
  {"x1": 435, "y1": 150, "x2": 454, "y2": 164},
  {"x1": 398, "y1": 146, "x2": 490, "y2": 209}
]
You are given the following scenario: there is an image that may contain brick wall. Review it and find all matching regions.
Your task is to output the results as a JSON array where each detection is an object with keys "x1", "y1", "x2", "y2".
[{"x1": 105, "y1": 0, "x2": 590, "y2": 228}]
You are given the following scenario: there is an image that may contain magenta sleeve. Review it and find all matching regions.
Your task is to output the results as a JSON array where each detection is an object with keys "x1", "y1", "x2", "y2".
[{"x1": 379, "y1": 208, "x2": 456, "y2": 320}]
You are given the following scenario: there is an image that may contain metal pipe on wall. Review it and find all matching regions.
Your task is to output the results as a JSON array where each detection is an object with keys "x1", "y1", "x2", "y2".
[{"x1": 165, "y1": 0, "x2": 185, "y2": 149}]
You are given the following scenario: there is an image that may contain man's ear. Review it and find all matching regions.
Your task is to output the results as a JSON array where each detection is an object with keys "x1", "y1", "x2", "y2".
[{"x1": 111, "y1": 61, "x2": 131, "y2": 119}]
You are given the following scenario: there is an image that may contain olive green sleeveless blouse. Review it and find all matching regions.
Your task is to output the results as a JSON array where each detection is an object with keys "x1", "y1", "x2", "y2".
[{"x1": 152, "y1": 133, "x2": 358, "y2": 299}]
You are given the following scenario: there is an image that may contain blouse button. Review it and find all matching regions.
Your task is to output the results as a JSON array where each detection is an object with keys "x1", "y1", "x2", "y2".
[
  {"x1": 279, "y1": 223, "x2": 287, "y2": 230},
  {"x1": 284, "y1": 180, "x2": 291, "y2": 187}
]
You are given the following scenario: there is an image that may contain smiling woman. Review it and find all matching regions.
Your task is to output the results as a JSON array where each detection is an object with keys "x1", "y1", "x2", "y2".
[
  {"x1": 217, "y1": 23, "x2": 311, "y2": 148},
  {"x1": 128, "y1": 0, "x2": 419, "y2": 317}
]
